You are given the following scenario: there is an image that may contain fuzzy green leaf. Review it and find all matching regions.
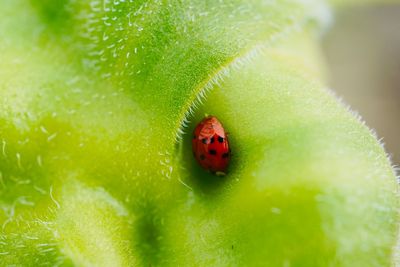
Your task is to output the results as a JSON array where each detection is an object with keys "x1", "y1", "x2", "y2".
[{"x1": 0, "y1": 0, "x2": 398, "y2": 266}]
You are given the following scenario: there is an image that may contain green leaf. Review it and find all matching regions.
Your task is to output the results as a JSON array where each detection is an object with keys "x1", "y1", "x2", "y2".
[{"x1": 0, "y1": 0, "x2": 398, "y2": 266}]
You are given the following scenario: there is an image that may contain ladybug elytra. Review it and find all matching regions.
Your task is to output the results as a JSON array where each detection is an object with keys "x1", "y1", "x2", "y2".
[{"x1": 192, "y1": 116, "x2": 230, "y2": 175}]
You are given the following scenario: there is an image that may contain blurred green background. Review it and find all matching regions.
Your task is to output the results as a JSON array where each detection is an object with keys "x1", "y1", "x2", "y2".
[{"x1": 323, "y1": 4, "x2": 400, "y2": 167}]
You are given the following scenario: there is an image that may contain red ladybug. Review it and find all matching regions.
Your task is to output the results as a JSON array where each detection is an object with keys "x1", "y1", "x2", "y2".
[{"x1": 192, "y1": 116, "x2": 230, "y2": 175}]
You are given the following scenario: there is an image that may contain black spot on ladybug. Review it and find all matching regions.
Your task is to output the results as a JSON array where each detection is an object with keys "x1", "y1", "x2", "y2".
[
  {"x1": 210, "y1": 137, "x2": 214, "y2": 143},
  {"x1": 200, "y1": 154, "x2": 206, "y2": 160},
  {"x1": 222, "y1": 153, "x2": 229, "y2": 158},
  {"x1": 209, "y1": 149, "x2": 217, "y2": 155},
  {"x1": 202, "y1": 138, "x2": 208, "y2": 144},
  {"x1": 218, "y1": 136, "x2": 224, "y2": 143},
  {"x1": 193, "y1": 135, "x2": 196, "y2": 139}
]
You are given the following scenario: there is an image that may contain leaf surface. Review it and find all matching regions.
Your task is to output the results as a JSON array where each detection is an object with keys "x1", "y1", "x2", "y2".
[{"x1": 0, "y1": 0, "x2": 398, "y2": 266}]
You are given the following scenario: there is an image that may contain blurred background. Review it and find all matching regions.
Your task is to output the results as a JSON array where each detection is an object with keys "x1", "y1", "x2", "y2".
[{"x1": 322, "y1": 4, "x2": 400, "y2": 167}]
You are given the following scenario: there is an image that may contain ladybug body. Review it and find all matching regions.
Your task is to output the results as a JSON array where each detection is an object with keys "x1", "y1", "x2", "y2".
[{"x1": 192, "y1": 116, "x2": 230, "y2": 175}]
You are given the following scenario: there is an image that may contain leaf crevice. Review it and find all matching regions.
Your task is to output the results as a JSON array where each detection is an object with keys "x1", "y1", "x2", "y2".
[{"x1": 173, "y1": 21, "x2": 305, "y2": 142}]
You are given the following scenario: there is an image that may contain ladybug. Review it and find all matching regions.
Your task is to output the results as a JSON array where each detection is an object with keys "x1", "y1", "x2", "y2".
[{"x1": 192, "y1": 115, "x2": 230, "y2": 175}]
